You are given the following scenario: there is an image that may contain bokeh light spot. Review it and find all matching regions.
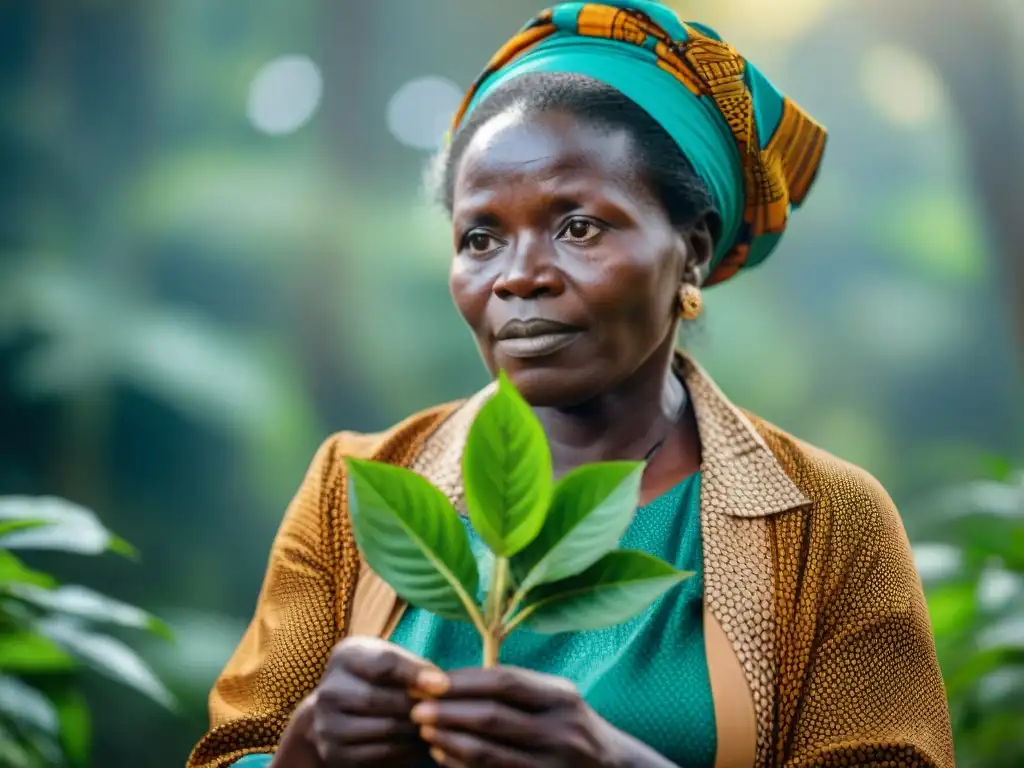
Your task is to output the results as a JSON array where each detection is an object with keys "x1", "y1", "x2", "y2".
[
  {"x1": 387, "y1": 75, "x2": 464, "y2": 151},
  {"x1": 861, "y1": 44, "x2": 947, "y2": 128},
  {"x1": 247, "y1": 54, "x2": 323, "y2": 136}
]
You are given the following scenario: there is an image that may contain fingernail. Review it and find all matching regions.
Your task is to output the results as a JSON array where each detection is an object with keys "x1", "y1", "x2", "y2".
[
  {"x1": 410, "y1": 701, "x2": 438, "y2": 725},
  {"x1": 419, "y1": 724, "x2": 437, "y2": 741},
  {"x1": 415, "y1": 668, "x2": 449, "y2": 695},
  {"x1": 430, "y1": 746, "x2": 447, "y2": 765},
  {"x1": 409, "y1": 686, "x2": 429, "y2": 700}
]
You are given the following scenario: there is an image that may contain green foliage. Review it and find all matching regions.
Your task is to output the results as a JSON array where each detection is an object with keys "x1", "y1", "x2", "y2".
[
  {"x1": 0, "y1": 497, "x2": 173, "y2": 767},
  {"x1": 462, "y1": 371, "x2": 552, "y2": 557},
  {"x1": 345, "y1": 459, "x2": 481, "y2": 624},
  {"x1": 510, "y1": 462, "x2": 645, "y2": 595},
  {"x1": 348, "y1": 372, "x2": 691, "y2": 666},
  {"x1": 511, "y1": 550, "x2": 692, "y2": 635},
  {"x1": 914, "y1": 466, "x2": 1024, "y2": 768}
]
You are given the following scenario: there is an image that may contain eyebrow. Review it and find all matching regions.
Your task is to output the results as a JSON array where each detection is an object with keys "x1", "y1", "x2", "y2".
[
  {"x1": 455, "y1": 210, "x2": 502, "y2": 231},
  {"x1": 545, "y1": 195, "x2": 586, "y2": 216}
]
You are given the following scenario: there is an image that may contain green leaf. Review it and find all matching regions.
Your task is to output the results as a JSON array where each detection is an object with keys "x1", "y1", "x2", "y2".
[
  {"x1": 945, "y1": 646, "x2": 1024, "y2": 699},
  {"x1": 0, "y1": 521, "x2": 50, "y2": 539},
  {"x1": 0, "y1": 497, "x2": 137, "y2": 559},
  {"x1": 0, "y1": 598, "x2": 37, "y2": 628},
  {"x1": 35, "y1": 617, "x2": 176, "y2": 711},
  {"x1": 979, "y1": 455, "x2": 1016, "y2": 483},
  {"x1": 0, "y1": 633, "x2": 76, "y2": 673},
  {"x1": 511, "y1": 462, "x2": 644, "y2": 595},
  {"x1": 0, "y1": 676, "x2": 59, "y2": 735},
  {"x1": 927, "y1": 582, "x2": 978, "y2": 640},
  {"x1": 515, "y1": 550, "x2": 691, "y2": 634},
  {"x1": 462, "y1": 371, "x2": 552, "y2": 557},
  {"x1": 345, "y1": 458, "x2": 481, "y2": 623},
  {"x1": 8, "y1": 586, "x2": 173, "y2": 640},
  {"x1": 21, "y1": 726, "x2": 62, "y2": 766},
  {"x1": 52, "y1": 686, "x2": 91, "y2": 766},
  {"x1": 0, "y1": 553, "x2": 56, "y2": 589},
  {"x1": 0, "y1": 723, "x2": 32, "y2": 768}
]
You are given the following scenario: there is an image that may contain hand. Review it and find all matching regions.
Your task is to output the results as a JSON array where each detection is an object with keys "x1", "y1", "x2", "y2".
[
  {"x1": 299, "y1": 636, "x2": 450, "y2": 767},
  {"x1": 410, "y1": 665, "x2": 655, "y2": 768}
]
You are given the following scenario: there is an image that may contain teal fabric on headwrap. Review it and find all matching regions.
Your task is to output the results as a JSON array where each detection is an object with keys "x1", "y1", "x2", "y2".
[{"x1": 450, "y1": 0, "x2": 827, "y2": 287}]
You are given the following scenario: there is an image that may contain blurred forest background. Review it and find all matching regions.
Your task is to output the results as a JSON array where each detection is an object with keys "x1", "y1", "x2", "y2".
[{"x1": 0, "y1": 0, "x2": 1021, "y2": 766}]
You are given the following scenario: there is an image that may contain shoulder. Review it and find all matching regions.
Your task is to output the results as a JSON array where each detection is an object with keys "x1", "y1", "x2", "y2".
[
  {"x1": 306, "y1": 400, "x2": 465, "y2": 482},
  {"x1": 271, "y1": 400, "x2": 465, "y2": 553},
  {"x1": 743, "y1": 410, "x2": 909, "y2": 550}
]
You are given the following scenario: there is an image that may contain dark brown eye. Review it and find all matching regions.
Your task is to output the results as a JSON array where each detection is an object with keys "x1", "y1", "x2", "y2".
[
  {"x1": 569, "y1": 220, "x2": 590, "y2": 238},
  {"x1": 559, "y1": 218, "x2": 604, "y2": 244},
  {"x1": 466, "y1": 232, "x2": 496, "y2": 254}
]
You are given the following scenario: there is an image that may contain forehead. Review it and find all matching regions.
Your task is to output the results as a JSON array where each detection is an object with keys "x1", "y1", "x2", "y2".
[{"x1": 452, "y1": 110, "x2": 649, "y2": 210}]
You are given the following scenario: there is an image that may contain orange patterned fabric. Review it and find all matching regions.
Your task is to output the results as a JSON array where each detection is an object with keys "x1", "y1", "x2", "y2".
[
  {"x1": 754, "y1": 425, "x2": 952, "y2": 767},
  {"x1": 186, "y1": 358, "x2": 953, "y2": 768}
]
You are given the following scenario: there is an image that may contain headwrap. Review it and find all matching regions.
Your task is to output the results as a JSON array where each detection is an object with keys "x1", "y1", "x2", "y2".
[{"x1": 449, "y1": 0, "x2": 827, "y2": 287}]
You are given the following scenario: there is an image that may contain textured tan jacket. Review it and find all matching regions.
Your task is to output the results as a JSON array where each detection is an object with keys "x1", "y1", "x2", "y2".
[{"x1": 187, "y1": 356, "x2": 954, "y2": 768}]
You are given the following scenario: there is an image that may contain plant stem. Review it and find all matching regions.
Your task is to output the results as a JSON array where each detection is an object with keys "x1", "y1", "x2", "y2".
[
  {"x1": 482, "y1": 630, "x2": 500, "y2": 668},
  {"x1": 502, "y1": 603, "x2": 536, "y2": 635},
  {"x1": 501, "y1": 583, "x2": 530, "y2": 626},
  {"x1": 491, "y1": 561, "x2": 507, "y2": 618},
  {"x1": 488, "y1": 557, "x2": 509, "y2": 623},
  {"x1": 482, "y1": 557, "x2": 509, "y2": 667}
]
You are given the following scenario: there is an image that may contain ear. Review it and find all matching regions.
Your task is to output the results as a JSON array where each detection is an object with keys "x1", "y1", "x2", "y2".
[{"x1": 683, "y1": 212, "x2": 717, "y2": 285}]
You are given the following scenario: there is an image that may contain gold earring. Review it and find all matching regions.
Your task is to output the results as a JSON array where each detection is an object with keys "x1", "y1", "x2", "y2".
[{"x1": 678, "y1": 284, "x2": 703, "y2": 321}]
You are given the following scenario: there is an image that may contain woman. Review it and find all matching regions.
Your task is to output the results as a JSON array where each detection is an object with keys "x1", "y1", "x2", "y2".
[{"x1": 187, "y1": 2, "x2": 953, "y2": 767}]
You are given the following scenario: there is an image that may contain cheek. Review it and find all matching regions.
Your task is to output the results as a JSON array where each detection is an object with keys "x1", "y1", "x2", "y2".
[
  {"x1": 448, "y1": 258, "x2": 490, "y2": 332},
  {"x1": 618, "y1": 272, "x2": 671, "y2": 338},
  {"x1": 587, "y1": 245, "x2": 677, "y2": 327},
  {"x1": 633, "y1": 236, "x2": 682, "y2": 318}
]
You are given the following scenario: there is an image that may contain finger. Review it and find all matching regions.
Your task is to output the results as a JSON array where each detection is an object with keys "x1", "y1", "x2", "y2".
[
  {"x1": 442, "y1": 666, "x2": 578, "y2": 711},
  {"x1": 316, "y1": 674, "x2": 416, "y2": 717},
  {"x1": 315, "y1": 738, "x2": 425, "y2": 766},
  {"x1": 429, "y1": 747, "x2": 469, "y2": 768},
  {"x1": 411, "y1": 699, "x2": 540, "y2": 746},
  {"x1": 422, "y1": 727, "x2": 535, "y2": 768},
  {"x1": 332, "y1": 637, "x2": 449, "y2": 694},
  {"x1": 311, "y1": 709, "x2": 420, "y2": 745}
]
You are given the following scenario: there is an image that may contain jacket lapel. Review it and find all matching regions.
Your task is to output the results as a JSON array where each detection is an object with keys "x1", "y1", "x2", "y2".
[{"x1": 678, "y1": 354, "x2": 809, "y2": 767}]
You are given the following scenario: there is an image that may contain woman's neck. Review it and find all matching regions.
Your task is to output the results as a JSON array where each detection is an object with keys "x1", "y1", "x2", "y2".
[{"x1": 534, "y1": 354, "x2": 686, "y2": 477}]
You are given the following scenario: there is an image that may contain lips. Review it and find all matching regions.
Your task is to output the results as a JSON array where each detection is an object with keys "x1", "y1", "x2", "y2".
[
  {"x1": 496, "y1": 318, "x2": 581, "y2": 340},
  {"x1": 494, "y1": 318, "x2": 583, "y2": 359}
]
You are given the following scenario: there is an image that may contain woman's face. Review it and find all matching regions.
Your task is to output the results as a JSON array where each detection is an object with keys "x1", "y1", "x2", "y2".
[{"x1": 449, "y1": 109, "x2": 697, "y2": 407}]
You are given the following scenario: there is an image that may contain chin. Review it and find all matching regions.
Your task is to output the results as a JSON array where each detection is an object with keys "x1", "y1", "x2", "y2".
[{"x1": 498, "y1": 363, "x2": 598, "y2": 409}]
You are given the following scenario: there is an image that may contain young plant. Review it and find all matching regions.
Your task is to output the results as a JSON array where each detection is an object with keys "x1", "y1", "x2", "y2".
[
  {"x1": 0, "y1": 496, "x2": 173, "y2": 768},
  {"x1": 345, "y1": 372, "x2": 691, "y2": 667}
]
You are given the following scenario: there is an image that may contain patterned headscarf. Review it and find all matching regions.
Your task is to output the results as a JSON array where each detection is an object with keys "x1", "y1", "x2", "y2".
[{"x1": 449, "y1": 0, "x2": 827, "y2": 287}]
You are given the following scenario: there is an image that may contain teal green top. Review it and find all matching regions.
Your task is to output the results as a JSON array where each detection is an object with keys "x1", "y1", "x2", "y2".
[{"x1": 391, "y1": 472, "x2": 714, "y2": 767}]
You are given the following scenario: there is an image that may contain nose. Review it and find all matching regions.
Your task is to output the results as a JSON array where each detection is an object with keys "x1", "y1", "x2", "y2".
[{"x1": 492, "y1": 234, "x2": 565, "y2": 300}]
